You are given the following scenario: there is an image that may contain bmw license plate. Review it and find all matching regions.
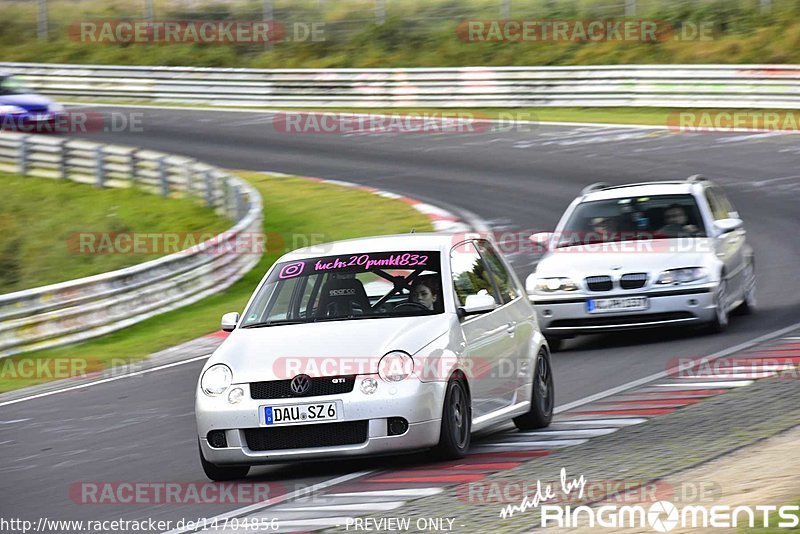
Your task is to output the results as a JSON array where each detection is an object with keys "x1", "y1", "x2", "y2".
[
  {"x1": 587, "y1": 297, "x2": 649, "y2": 313},
  {"x1": 263, "y1": 402, "x2": 338, "y2": 426}
]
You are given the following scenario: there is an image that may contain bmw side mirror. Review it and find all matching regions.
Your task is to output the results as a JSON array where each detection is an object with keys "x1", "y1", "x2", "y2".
[
  {"x1": 529, "y1": 232, "x2": 554, "y2": 252},
  {"x1": 715, "y1": 218, "x2": 743, "y2": 234},
  {"x1": 221, "y1": 312, "x2": 240, "y2": 332}
]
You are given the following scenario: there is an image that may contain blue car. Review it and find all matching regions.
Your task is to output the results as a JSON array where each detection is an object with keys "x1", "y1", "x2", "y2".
[{"x1": 0, "y1": 73, "x2": 65, "y2": 132}]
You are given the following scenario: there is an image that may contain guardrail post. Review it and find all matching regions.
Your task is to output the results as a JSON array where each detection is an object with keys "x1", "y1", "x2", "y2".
[
  {"x1": 58, "y1": 140, "x2": 67, "y2": 179},
  {"x1": 235, "y1": 186, "x2": 246, "y2": 222},
  {"x1": 130, "y1": 151, "x2": 138, "y2": 186},
  {"x1": 19, "y1": 136, "x2": 29, "y2": 176},
  {"x1": 375, "y1": 0, "x2": 386, "y2": 24},
  {"x1": 500, "y1": 0, "x2": 510, "y2": 19},
  {"x1": 94, "y1": 146, "x2": 105, "y2": 188},
  {"x1": 158, "y1": 157, "x2": 169, "y2": 196},
  {"x1": 204, "y1": 170, "x2": 214, "y2": 207},
  {"x1": 37, "y1": 0, "x2": 49, "y2": 41}
]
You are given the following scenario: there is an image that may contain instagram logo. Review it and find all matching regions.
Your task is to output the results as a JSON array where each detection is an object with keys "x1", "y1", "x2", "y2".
[{"x1": 278, "y1": 262, "x2": 305, "y2": 279}]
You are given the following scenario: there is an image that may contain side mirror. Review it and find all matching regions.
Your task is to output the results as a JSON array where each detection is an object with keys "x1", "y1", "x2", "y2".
[
  {"x1": 715, "y1": 218, "x2": 743, "y2": 234},
  {"x1": 461, "y1": 292, "x2": 497, "y2": 316},
  {"x1": 221, "y1": 312, "x2": 240, "y2": 332},
  {"x1": 529, "y1": 232, "x2": 554, "y2": 252}
]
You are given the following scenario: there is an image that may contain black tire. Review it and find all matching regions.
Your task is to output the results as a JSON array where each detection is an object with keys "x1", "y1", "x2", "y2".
[
  {"x1": 432, "y1": 377, "x2": 471, "y2": 460},
  {"x1": 545, "y1": 336, "x2": 564, "y2": 352},
  {"x1": 513, "y1": 348, "x2": 555, "y2": 430},
  {"x1": 199, "y1": 441, "x2": 250, "y2": 481},
  {"x1": 706, "y1": 277, "x2": 730, "y2": 334}
]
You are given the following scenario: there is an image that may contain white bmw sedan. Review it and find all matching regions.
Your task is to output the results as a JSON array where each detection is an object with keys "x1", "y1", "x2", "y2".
[
  {"x1": 527, "y1": 176, "x2": 756, "y2": 351},
  {"x1": 196, "y1": 234, "x2": 553, "y2": 480}
]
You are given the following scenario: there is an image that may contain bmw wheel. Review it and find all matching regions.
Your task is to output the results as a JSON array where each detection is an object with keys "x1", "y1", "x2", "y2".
[
  {"x1": 199, "y1": 441, "x2": 250, "y2": 481},
  {"x1": 513, "y1": 348, "x2": 554, "y2": 430},
  {"x1": 432, "y1": 377, "x2": 471, "y2": 459}
]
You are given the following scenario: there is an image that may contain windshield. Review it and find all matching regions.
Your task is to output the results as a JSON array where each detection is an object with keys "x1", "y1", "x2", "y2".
[
  {"x1": 241, "y1": 251, "x2": 444, "y2": 326},
  {"x1": 557, "y1": 194, "x2": 706, "y2": 248},
  {"x1": 0, "y1": 76, "x2": 30, "y2": 95}
]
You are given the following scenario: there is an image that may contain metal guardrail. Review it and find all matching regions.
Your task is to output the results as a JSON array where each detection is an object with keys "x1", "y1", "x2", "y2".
[
  {"x1": 2, "y1": 63, "x2": 800, "y2": 108},
  {"x1": 0, "y1": 132, "x2": 263, "y2": 357}
]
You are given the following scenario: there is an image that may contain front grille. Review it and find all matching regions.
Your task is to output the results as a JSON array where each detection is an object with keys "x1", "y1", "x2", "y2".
[
  {"x1": 250, "y1": 375, "x2": 355, "y2": 400},
  {"x1": 620, "y1": 273, "x2": 648, "y2": 290},
  {"x1": 585, "y1": 276, "x2": 613, "y2": 291},
  {"x1": 550, "y1": 312, "x2": 695, "y2": 328},
  {"x1": 244, "y1": 421, "x2": 369, "y2": 451}
]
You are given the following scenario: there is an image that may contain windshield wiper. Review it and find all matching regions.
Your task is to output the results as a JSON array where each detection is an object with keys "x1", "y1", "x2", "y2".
[{"x1": 241, "y1": 320, "x2": 307, "y2": 329}]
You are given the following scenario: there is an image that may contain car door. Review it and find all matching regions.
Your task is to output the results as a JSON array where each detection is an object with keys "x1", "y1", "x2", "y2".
[
  {"x1": 475, "y1": 240, "x2": 535, "y2": 404},
  {"x1": 450, "y1": 241, "x2": 516, "y2": 419},
  {"x1": 705, "y1": 187, "x2": 745, "y2": 298}
]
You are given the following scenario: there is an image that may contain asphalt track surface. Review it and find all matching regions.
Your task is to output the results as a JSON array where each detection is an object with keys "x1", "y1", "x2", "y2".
[{"x1": 2, "y1": 107, "x2": 799, "y2": 529}]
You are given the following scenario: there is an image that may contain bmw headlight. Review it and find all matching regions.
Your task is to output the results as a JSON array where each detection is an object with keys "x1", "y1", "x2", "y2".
[
  {"x1": 201, "y1": 364, "x2": 233, "y2": 396},
  {"x1": 378, "y1": 351, "x2": 414, "y2": 382},
  {"x1": 0, "y1": 105, "x2": 26, "y2": 115},
  {"x1": 656, "y1": 267, "x2": 709, "y2": 285},
  {"x1": 534, "y1": 277, "x2": 579, "y2": 293}
]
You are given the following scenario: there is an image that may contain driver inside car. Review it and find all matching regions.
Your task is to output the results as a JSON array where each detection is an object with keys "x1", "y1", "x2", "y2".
[{"x1": 409, "y1": 277, "x2": 440, "y2": 311}]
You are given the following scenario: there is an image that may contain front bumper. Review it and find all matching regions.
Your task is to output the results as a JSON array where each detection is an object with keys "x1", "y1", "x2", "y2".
[
  {"x1": 532, "y1": 285, "x2": 716, "y2": 336},
  {"x1": 196, "y1": 374, "x2": 446, "y2": 465}
]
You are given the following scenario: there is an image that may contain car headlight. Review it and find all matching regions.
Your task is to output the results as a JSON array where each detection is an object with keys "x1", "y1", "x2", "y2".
[
  {"x1": 656, "y1": 267, "x2": 709, "y2": 285},
  {"x1": 378, "y1": 351, "x2": 413, "y2": 382},
  {"x1": 201, "y1": 364, "x2": 233, "y2": 396},
  {"x1": 534, "y1": 277, "x2": 579, "y2": 293},
  {"x1": 49, "y1": 102, "x2": 65, "y2": 114},
  {"x1": 0, "y1": 105, "x2": 26, "y2": 115}
]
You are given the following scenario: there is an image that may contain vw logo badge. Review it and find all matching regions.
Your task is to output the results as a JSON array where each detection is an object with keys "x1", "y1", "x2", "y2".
[{"x1": 290, "y1": 374, "x2": 311, "y2": 395}]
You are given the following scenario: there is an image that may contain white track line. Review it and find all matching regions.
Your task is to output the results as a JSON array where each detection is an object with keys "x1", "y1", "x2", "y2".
[
  {"x1": 163, "y1": 471, "x2": 371, "y2": 534},
  {"x1": 275, "y1": 501, "x2": 405, "y2": 512},
  {"x1": 554, "y1": 319, "x2": 800, "y2": 415},
  {"x1": 0, "y1": 354, "x2": 210, "y2": 408},
  {"x1": 654, "y1": 381, "x2": 754, "y2": 388},
  {"x1": 553, "y1": 418, "x2": 649, "y2": 426},
  {"x1": 328, "y1": 488, "x2": 443, "y2": 498}
]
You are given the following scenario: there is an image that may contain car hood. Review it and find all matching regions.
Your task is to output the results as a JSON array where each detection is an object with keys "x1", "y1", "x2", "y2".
[
  {"x1": 209, "y1": 314, "x2": 453, "y2": 382},
  {"x1": 0, "y1": 93, "x2": 53, "y2": 111},
  {"x1": 536, "y1": 238, "x2": 715, "y2": 278}
]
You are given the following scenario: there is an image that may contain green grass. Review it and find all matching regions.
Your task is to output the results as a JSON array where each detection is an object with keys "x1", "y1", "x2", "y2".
[
  {"x1": 0, "y1": 172, "x2": 433, "y2": 392},
  {"x1": 2, "y1": 0, "x2": 800, "y2": 67},
  {"x1": 0, "y1": 172, "x2": 229, "y2": 294}
]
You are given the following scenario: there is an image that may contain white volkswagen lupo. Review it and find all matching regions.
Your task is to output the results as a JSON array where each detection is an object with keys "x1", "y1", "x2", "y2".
[{"x1": 196, "y1": 234, "x2": 553, "y2": 480}]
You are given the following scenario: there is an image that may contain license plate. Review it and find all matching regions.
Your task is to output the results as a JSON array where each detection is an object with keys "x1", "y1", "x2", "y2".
[
  {"x1": 263, "y1": 402, "x2": 338, "y2": 426},
  {"x1": 587, "y1": 297, "x2": 649, "y2": 313}
]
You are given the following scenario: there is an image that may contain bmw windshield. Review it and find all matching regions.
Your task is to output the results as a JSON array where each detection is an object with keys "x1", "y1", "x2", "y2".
[
  {"x1": 241, "y1": 251, "x2": 444, "y2": 326},
  {"x1": 556, "y1": 194, "x2": 707, "y2": 248}
]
